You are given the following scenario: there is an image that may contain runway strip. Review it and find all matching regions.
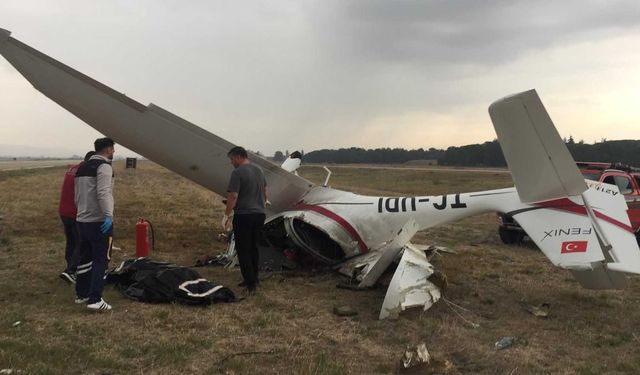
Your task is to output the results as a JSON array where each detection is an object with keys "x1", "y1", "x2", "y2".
[{"x1": 0, "y1": 159, "x2": 77, "y2": 172}]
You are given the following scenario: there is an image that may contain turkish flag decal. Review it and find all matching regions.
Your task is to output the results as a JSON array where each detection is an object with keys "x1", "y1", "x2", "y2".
[{"x1": 561, "y1": 241, "x2": 588, "y2": 253}]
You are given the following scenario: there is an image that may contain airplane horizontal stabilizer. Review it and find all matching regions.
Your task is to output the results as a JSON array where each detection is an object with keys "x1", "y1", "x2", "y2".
[{"x1": 508, "y1": 182, "x2": 640, "y2": 289}]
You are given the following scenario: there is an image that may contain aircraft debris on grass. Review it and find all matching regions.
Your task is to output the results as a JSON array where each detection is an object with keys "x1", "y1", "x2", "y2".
[{"x1": 2, "y1": 28, "x2": 640, "y2": 319}]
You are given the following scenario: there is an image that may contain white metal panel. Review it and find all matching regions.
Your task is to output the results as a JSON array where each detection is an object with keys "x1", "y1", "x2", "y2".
[{"x1": 379, "y1": 244, "x2": 440, "y2": 319}]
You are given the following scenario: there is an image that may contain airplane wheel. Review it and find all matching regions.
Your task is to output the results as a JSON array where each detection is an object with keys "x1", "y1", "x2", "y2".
[{"x1": 499, "y1": 227, "x2": 524, "y2": 244}]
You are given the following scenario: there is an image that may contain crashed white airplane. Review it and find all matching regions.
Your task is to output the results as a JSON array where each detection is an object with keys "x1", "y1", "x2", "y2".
[{"x1": 2, "y1": 28, "x2": 640, "y2": 319}]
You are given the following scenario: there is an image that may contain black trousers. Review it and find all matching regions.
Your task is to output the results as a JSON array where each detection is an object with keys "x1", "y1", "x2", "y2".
[
  {"x1": 233, "y1": 213, "x2": 265, "y2": 289},
  {"x1": 60, "y1": 215, "x2": 80, "y2": 273},
  {"x1": 75, "y1": 222, "x2": 113, "y2": 304}
]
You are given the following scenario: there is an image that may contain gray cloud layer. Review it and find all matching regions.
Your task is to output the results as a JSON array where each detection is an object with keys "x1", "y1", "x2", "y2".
[
  {"x1": 1, "y1": 1, "x2": 639, "y2": 155},
  {"x1": 319, "y1": 1, "x2": 640, "y2": 64}
]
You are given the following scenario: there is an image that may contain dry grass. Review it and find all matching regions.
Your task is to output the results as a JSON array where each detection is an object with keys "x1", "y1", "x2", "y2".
[{"x1": 1, "y1": 162, "x2": 640, "y2": 374}]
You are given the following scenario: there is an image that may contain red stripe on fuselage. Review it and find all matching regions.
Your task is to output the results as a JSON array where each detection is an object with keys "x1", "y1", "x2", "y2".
[
  {"x1": 295, "y1": 204, "x2": 369, "y2": 253},
  {"x1": 535, "y1": 198, "x2": 634, "y2": 233}
]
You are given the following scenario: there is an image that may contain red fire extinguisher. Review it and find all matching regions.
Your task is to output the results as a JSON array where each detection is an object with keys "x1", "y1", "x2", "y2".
[{"x1": 136, "y1": 218, "x2": 154, "y2": 257}]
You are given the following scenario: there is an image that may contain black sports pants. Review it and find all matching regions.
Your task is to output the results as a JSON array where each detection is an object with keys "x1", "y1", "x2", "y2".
[
  {"x1": 60, "y1": 215, "x2": 80, "y2": 274},
  {"x1": 233, "y1": 213, "x2": 265, "y2": 289},
  {"x1": 75, "y1": 222, "x2": 113, "y2": 304}
]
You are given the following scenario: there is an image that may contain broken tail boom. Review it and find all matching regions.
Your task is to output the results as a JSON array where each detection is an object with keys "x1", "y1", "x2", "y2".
[
  {"x1": 489, "y1": 89, "x2": 640, "y2": 288},
  {"x1": 400, "y1": 184, "x2": 640, "y2": 288}
]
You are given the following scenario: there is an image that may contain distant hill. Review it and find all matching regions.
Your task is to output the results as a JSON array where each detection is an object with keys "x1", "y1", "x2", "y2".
[
  {"x1": 304, "y1": 147, "x2": 445, "y2": 164},
  {"x1": 303, "y1": 139, "x2": 640, "y2": 167}
]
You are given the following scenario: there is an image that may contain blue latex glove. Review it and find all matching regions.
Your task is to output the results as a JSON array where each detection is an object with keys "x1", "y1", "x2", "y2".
[{"x1": 101, "y1": 216, "x2": 113, "y2": 234}]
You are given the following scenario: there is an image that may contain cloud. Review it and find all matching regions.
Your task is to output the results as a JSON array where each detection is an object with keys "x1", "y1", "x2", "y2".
[
  {"x1": 310, "y1": 0, "x2": 640, "y2": 66},
  {"x1": 1, "y1": 0, "x2": 639, "y2": 156}
]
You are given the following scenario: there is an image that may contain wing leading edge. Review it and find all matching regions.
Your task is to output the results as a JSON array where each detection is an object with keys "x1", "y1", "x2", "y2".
[{"x1": 0, "y1": 28, "x2": 313, "y2": 212}]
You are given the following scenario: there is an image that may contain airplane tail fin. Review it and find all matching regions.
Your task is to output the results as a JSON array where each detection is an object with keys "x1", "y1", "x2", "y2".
[
  {"x1": 489, "y1": 90, "x2": 640, "y2": 288},
  {"x1": 489, "y1": 89, "x2": 587, "y2": 203}
]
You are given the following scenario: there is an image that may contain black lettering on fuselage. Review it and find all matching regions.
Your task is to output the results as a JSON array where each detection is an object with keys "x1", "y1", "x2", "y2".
[
  {"x1": 451, "y1": 193, "x2": 467, "y2": 209},
  {"x1": 401, "y1": 197, "x2": 416, "y2": 212},
  {"x1": 378, "y1": 197, "x2": 417, "y2": 213},
  {"x1": 385, "y1": 197, "x2": 400, "y2": 212},
  {"x1": 378, "y1": 195, "x2": 466, "y2": 213},
  {"x1": 433, "y1": 195, "x2": 447, "y2": 210}
]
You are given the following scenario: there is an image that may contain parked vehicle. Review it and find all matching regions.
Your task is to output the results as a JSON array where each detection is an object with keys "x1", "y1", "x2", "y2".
[{"x1": 498, "y1": 162, "x2": 640, "y2": 244}]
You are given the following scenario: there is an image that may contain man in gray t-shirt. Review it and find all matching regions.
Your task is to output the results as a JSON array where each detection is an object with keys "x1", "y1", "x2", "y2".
[
  {"x1": 227, "y1": 163, "x2": 266, "y2": 214},
  {"x1": 223, "y1": 146, "x2": 267, "y2": 293}
]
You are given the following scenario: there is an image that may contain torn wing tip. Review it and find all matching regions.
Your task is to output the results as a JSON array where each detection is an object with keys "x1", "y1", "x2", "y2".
[
  {"x1": 488, "y1": 88, "x2": 538, "y2": 114},
  {"x1": 0, "y1": 28, "x2": 11, "y2": 43}
]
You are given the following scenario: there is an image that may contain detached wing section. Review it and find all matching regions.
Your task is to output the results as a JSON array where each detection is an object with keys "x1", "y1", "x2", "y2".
[{"x1": 0, "y1": 29, "x2": 312, "y2": 212}]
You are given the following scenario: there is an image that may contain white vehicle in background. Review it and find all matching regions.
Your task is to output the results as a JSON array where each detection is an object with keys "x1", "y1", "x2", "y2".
[{"x1": 3, "y1": 28, "x2": 640, "y2": 318}]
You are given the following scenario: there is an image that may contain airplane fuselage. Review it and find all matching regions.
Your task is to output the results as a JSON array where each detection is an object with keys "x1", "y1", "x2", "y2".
[{"x1": 265, "y1": 185, "x2": 529, "y2": 262}]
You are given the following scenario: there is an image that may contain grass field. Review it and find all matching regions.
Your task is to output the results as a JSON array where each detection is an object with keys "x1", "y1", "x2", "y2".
[{"x1": 1, "y1": 162, "x2": 640, "y2": 374}]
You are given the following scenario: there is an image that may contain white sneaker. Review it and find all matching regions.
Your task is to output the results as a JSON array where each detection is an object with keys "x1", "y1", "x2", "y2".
[
  {"x1": 75, "y1": 296, "x2": 89, "y2": 304},
  {"x1": 86, "y1": 299, "x2": 112, "y2": 312}
]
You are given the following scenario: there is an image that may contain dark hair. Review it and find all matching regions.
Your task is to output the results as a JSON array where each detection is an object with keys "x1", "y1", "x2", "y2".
[
  {"x1": 84, "y1": 151, "x2": 96, "y2": 162},
  {"x1": 227, "y1": 146, "x2": 248, "y2": 158},
  {"x1": 94, "y1": 137, "x2": 115, "y2": 152}
]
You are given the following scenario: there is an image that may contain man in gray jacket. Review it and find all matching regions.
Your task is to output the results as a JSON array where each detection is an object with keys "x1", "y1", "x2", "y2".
[{"x1": 74, "y1": 137, "x2": 116, "y2": 312}]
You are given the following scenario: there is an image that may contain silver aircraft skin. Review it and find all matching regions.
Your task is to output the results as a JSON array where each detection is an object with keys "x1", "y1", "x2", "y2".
[{"x1": 2, "y1": 28, "x2": 640, "y2": 319}]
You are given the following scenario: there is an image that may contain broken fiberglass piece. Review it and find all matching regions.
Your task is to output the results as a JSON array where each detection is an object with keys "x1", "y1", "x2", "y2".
[
  {"x1": 401, "y1": 343, "x2": 431, "y2": 369},
  {"x1": 379, "y1": 244, "x2": 441, "y2": 319}
]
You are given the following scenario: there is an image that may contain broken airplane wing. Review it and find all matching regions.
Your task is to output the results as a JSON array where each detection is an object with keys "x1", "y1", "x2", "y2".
[{"x1": 0, "y1": 28, "x2": 312, "y2": 213}]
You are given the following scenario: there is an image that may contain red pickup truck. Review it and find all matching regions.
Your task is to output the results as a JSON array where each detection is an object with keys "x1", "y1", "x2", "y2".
[{"x1": 498, "y1": 162, "x2": 640, "y2": 244}]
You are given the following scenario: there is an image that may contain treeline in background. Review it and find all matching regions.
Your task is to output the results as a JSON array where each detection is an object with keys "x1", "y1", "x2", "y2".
[{"x1": 285, "y1": 138, "x2": 640, "y2": 167}]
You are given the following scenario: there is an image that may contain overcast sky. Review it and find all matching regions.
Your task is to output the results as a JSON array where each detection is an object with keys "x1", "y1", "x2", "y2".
[{"x1": 1, "y1": 0, "x2": 640, "y2": 157}]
